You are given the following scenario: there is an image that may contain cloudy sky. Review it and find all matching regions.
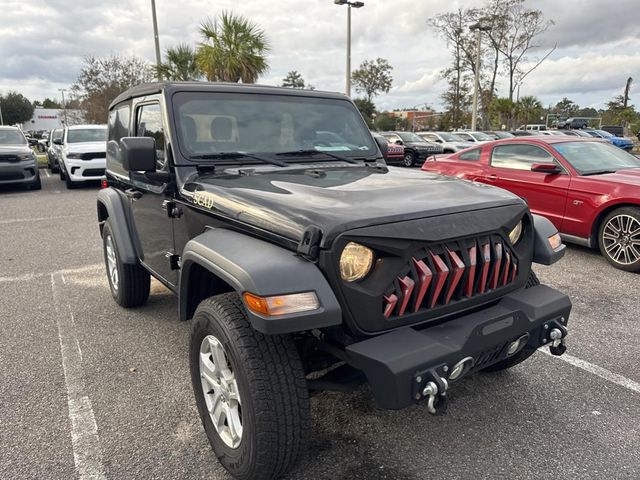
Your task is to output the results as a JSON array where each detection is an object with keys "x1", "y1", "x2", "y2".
[{"x1": 1, "y1": 0, "x2": 639, "y2": 111}]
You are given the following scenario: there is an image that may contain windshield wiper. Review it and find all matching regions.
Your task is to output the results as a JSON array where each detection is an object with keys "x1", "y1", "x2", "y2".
[
  {"x1": 581, "y1": 169, "x2": 618, "y2": 176},
  {"x1": 190, "y1": 152, "x2": 287, "y2": 167},
  {"x1": 275, "y1": 149, "x2": 362, "y2": 164}
]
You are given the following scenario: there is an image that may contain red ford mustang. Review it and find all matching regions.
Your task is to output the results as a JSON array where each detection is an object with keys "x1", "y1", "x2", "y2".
[{"x1": 422, "y1": 137, "x2": 640, "y2": 272}]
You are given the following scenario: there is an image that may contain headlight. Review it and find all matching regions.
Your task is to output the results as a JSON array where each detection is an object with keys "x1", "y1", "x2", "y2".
[
  {"x1": 19, "y1": 153, "x2": 36, "y2": 161},
  {"x1": 508, "y1": 220, "x2": 523, "y2": 245},
  {"x1": 340, "y1": 242, "x2": 374, "y2": 282},
  {"x1": 67, "y1": 153, "x2": 83, "y2": 159}
]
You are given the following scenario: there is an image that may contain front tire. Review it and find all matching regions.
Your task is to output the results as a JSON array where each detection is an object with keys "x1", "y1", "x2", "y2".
[
  {"x1": 402, "y1": 151, "x2": 416, "y2": 167},
  {"x1": 190, "y1": 293, "x2": 310, "y2": 480},
  {"x1": 598, "y1": 207, "x2": 640, "y2": 272},
  {"x1": 102, "y1": 220, "x2": 150, "y2": 307},
  {"x1": 65, "y1": 174, "x2": 76, "y2": 189}
]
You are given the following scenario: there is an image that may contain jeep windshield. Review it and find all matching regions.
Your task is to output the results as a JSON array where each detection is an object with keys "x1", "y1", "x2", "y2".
[{"x1": 172, "y1": 91, "x2": 377, "y2": 162}]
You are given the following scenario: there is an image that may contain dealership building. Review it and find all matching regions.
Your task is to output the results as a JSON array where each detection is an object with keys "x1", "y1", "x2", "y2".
[{"x1": 21, "y1": 108, "x2": 84, "y2": 131}]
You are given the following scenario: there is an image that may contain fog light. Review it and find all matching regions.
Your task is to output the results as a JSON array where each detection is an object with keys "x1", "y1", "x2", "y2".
[
  {"x1": 449, "y1": 356, "x2": 473, "y2": 381},
  {"x1": 506, "y1": 339, "x2": 521, "y2": 356}
]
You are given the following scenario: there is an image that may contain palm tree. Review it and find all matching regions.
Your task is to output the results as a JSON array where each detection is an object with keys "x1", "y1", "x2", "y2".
[
  {"x1": 517, "y1": 95, "x2": 543, "y2": 126},
  {"x1": 196, "y1": 12, "x2": 270, "y2": 83},
  {"x1": 155, "y1": 44, "x2": 202, "y2": 81}
]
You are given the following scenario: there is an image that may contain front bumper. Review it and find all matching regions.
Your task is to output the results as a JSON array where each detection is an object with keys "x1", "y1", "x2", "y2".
[
  {"x1": 345, "y1": 284, "x2": 571, "y2": 410},
  {"x1": 65, "y1": 157, "x2": 106, "y2": 181},
  {"x1": 0, "y1": 160, "x2": 39, "y2": 185}
]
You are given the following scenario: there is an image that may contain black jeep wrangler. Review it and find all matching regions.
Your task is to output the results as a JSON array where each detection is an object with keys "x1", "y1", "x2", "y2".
[{"x1": 97, "y1": 82, "x2": 571, "y2": 480}]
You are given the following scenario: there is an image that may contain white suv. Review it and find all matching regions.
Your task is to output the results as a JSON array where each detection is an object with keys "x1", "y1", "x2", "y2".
[{"x1": 57, "y1": 125, "x2": 107, "y2": 188}]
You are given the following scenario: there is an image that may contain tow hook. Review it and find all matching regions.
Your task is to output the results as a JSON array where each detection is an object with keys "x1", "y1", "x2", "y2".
[
  {"x1": 413, "y1": 366, "x2": 449, "y2": 415},
  {"x1": 541, "y1": 318, "x2": 568, "y2": 356},
  {"x1": 549, "y1": 328, "x2": 567, "y2": 356}
]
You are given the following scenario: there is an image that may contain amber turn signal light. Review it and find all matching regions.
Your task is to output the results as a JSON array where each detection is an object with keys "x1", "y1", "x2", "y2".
[
  {"x1": 548, "y1": 233, "x2": 562, "y2": 250},
  {"x1": 243, "y1": 292, "x2": 320, "y2": 317}
]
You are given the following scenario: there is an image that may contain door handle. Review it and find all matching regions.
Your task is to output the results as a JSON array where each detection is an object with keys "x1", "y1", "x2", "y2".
[
  {"x1": 125, "y1": 188, "x2": 142, "y2": 200},
  {"x1": 486, "y1": 174, "x2": 498, "y2": 181}
]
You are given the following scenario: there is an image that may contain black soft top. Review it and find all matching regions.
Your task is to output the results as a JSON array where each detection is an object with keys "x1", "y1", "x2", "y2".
[{"x1": 109, "y1": 81, "x2": 349, "y2": 110}]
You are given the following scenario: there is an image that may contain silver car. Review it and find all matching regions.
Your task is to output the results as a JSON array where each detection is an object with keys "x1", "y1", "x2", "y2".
[
  {"x1": 416, "y1": 131, "x2": 474, "y2": 153},
  {"x1": 0, "y1": 126, "x2": 41, "y2": 190}
]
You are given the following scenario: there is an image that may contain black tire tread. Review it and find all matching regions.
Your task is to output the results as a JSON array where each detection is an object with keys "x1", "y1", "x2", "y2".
[
  {"x1": 102, "y1": 220, "x2": 150, "y2": 308},
  {"x1": 192, "y1": 293, "x2": 310, "y2": 480}
]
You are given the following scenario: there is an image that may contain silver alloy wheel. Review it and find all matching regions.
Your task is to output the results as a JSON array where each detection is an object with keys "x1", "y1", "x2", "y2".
[
  {"x1": 403, "y1": 152, "x2": 414, "y2": 167},
  {"x1": 105, "y1": 235, "x2": 119, "y2": 291},
  {"x1": 199, "y1": 335, "x2": 243, "y2": 449},
  {"x1": 602, "y1": 214, "x2": 640, "y2": 265}
]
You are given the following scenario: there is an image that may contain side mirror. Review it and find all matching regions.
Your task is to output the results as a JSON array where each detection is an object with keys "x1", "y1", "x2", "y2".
[
  {"x1": 53, "y1": 138, "x2": 62, "y2": 145},
  {"x1": 374, "y1": 136, "x2": 388, "y2": 157},
  {"x1": 121, "y1": 137, "x2": 157, "y2": 172},
  {"x1": 394, "y1": 140, "x2": 403, "y2": 145},
  {"x1": 531, "y1": 163, "x2": 562, "y2": 174}
]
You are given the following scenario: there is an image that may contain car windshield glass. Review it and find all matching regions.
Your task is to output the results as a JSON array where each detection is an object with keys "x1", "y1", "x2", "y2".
[
  {"x1": 0, "y1": 129, "x2": 27, "y2": 145},
  {"x1": 439, "y1": 132, "x2": 466, "y2": 142},
  {"x1": 397, "y1": 132, "x2": 424, "y2": 143},
  {"x1": 67, "y1": 128, "x2": 107, "y2": 143},
  {"x1": 471, "y1": 132, "x2": 493, "y2": 141},
  {"x1": 173, "y1": 91, "x2": 376, "y2": 161},
  {"x1": 554, "y1": 141, "x2": 640, "y2": 175},
  {"x1": 594, "y1": 130, "x2": 613, "y2": 138}
]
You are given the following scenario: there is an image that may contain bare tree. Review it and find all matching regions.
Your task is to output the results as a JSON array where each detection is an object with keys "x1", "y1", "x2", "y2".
[
  {"x1": 71, "y1": 56, "x2": 154, "y2": 123},
  {"x1": 492, "y1": 0, "x2": 555, "y2": 102}
]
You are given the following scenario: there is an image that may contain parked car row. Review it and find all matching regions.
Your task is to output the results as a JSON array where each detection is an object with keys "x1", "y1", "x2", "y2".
[{"x1": 422, "y1": 136, "x2": 640, "y2": 272}]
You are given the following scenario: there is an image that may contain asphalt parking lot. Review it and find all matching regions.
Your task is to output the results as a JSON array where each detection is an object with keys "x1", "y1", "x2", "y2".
[{"x1": 1, "y1": 172, "x2": 639, "y2": 480}]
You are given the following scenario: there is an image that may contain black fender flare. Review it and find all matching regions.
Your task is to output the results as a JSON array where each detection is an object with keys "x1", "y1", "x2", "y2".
[
  {"x1": 532, "y1": 214, "x2": 566, "y2": 265},
  {"x1": 179, "y1": 228, "x2": 342, "y2": 334},
  {"x1": 96, "y1": 187, "x2": 138, "y2": 264}
]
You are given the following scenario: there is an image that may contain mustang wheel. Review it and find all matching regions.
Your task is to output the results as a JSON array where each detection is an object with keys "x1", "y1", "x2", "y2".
[
  {"x1": 102, "y1": 219, "x2": 150, "y2": 307},
  {"x1": 190, "y1": 293, "x2": 310, "y2": 480},
  {"x1": 599, "y1": 207, "x2": 640, "y2": 272},
  {"x1": 402, "y1": 152, "x2": 416, "y2": 167}
]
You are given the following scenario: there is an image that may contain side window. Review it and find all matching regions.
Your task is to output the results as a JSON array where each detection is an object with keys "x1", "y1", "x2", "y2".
[
  {"x1": 136, "y1": 103, "x2": 166, "y2": 169},
  {"x1": 458, "y1": 147, "x2": 481, "y2": 161},
  {"x1": 385, "y1": 134, "x2": 401, "y2": 143},
  {"x1": 52, "y1": 129, "x2": 62, "y2": 141},
  {"x1": 423, "y1": 133, "x2": 438, "y2": 142},
  {"x1": 490, "y1": 144, "x2": 556, "y2": 170},
  {"x1": 106, "y1": 105, "x2": 131, "y2": 173}
]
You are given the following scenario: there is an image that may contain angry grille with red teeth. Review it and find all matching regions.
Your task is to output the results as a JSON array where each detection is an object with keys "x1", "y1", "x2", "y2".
[{"x1": 383, "y1": 237, "x2": 518, "y2": 319}]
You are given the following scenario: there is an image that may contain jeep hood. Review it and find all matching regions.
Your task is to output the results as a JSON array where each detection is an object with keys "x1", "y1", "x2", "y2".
[{"x1": 183, "y1": 165, "x2": 524, "y2": 247}]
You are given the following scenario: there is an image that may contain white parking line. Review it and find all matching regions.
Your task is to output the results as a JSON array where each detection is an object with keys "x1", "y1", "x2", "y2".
[
  {"x1": 0, "y1": 214, "x2": 92, "y2": 225},
  {"x1": 0, "y1": 263, "x2": 102, "y2": 283},
  {"x1": 44, "y1": 169, "x2": 51, "y2": 178},
  {"x1": 540, "y1": 348, "x2": 640, "y2": 394},
  {"x1": 51, "y1": 272, "x2": 106, "y2": 480}
]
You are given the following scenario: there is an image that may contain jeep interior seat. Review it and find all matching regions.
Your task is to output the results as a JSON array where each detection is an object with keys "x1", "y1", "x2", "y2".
[{"x1": 211, "y1": 117, "x2": 235, "y2": 149}]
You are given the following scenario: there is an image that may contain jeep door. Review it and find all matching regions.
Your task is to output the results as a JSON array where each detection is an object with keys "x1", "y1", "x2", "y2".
[{"x1": 128, "y1": 99, "x2": 178, "y2": 287}]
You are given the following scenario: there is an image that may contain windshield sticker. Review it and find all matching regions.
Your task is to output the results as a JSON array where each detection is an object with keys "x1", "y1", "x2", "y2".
[{"x1": 315, "y1": 146, "x2": 351, "y2": 152}]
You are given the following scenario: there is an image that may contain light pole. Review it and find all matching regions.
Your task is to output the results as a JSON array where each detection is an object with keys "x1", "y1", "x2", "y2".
[
  {"x1": 151, "y1": 0, "x2": 163, "y2": 80},
  {"x1": 58, "y1": 88, "x2": 68, "y2": 125},
  {"x1": 334, "y1": 0, "x2": 364, "y2": 96},
  {"x1": 469, "y1": 22, "x2": 492, "y2": 131}
]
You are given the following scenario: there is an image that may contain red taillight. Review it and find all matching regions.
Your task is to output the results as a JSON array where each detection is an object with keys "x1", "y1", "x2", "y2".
[{"x1": 101, "y1": 178, "x2": 108, "y2": 189}]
